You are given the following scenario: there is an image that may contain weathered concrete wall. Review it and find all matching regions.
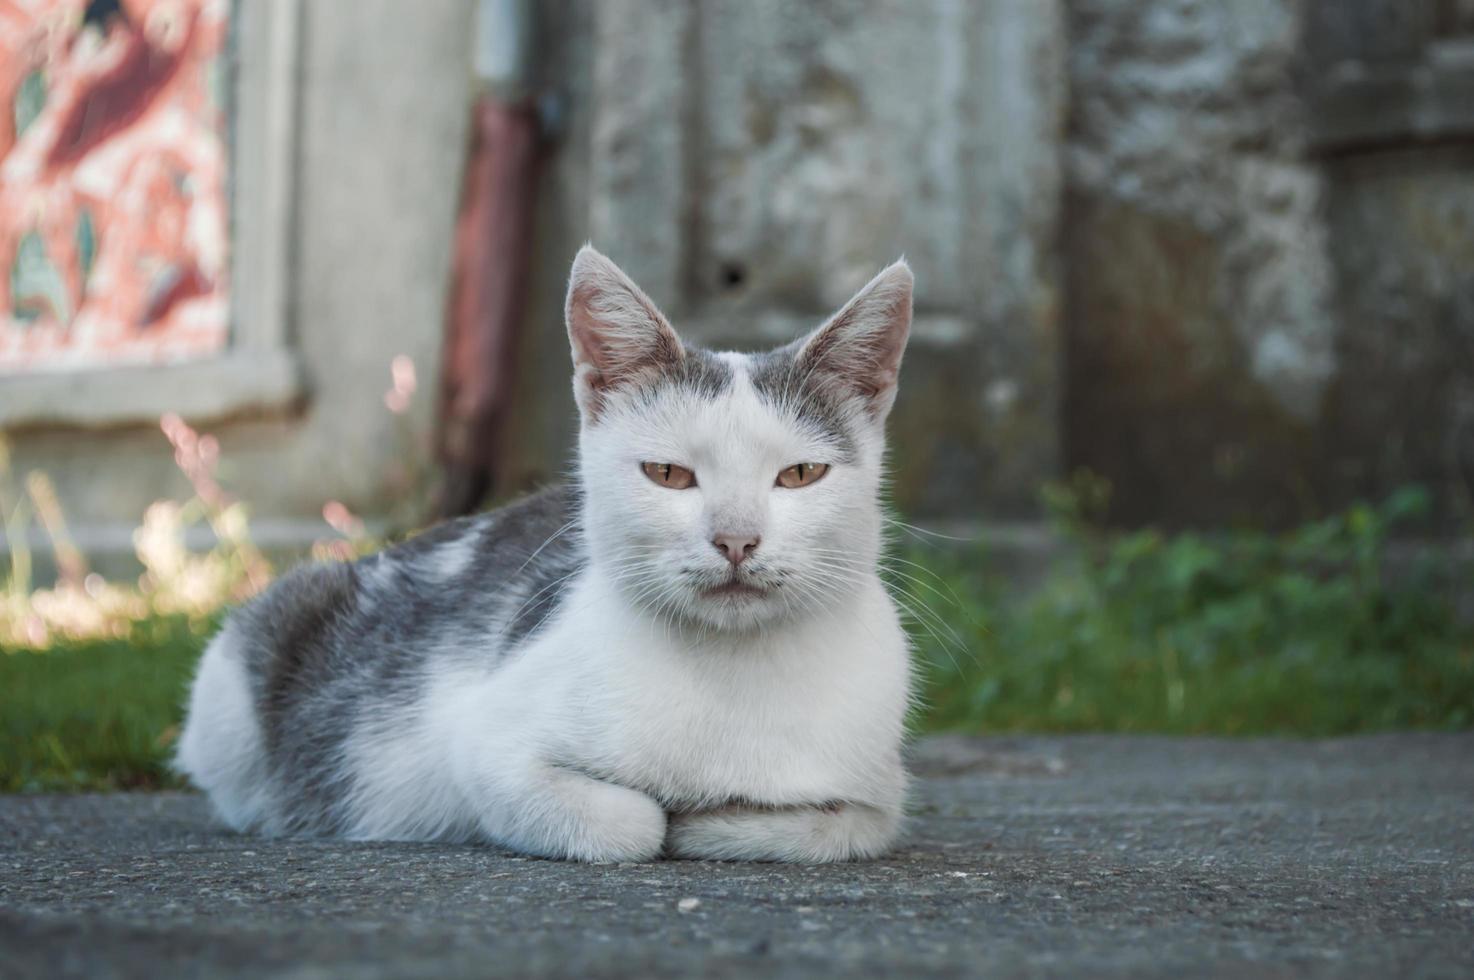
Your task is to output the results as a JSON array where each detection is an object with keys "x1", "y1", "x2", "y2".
[
  {"x1": 4, "y1": 0, "x2": 473, "y2": 546},
  {"x1": 1064, "y1": 0, "x2": 1339, "y2": 527},
  {"x1": 5, "y1": 0, "x2": 1471, "y2": 558},
  {"x1": 1309, "y1": 1, "x2": 1474, "y2": 523},
  {"x1": 503, "y1": 0, "x2": 1068, "y2": 520},
  {"x1": 1318, "y1": 149, "x2": 1474, "y2": 520},
  {"x1": 518, "y1": 0, "x2": 1474, "y2": 529},
  {"x1": 1064, "y1": 0, "x2": 1474, "y2": 527}
]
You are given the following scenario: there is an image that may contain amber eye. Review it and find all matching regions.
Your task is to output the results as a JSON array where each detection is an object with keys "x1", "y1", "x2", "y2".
[
  {"x1": 776, "y1": 463, "x2": 830, "y2": 488},
  {"x1": 642, "y1": 462, "x2": 697, "y2": 489}
]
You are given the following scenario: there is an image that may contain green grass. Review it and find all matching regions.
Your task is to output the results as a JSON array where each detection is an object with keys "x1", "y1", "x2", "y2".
[
  {"x1": 1, "y1": 617, "x2": 208, "y2": 792},
  {"x1": 908, "y1": 486, "x2": 1474, "y2": 735},
  {"x1": 910, "y1": 551, "x2": 1474, "y2": 735},
  {"x1": 3, "y1": 488, "x2": 1472, "y2": 792}
]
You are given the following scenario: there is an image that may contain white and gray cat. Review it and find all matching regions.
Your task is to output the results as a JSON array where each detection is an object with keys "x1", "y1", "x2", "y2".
[{"x1": 177, "y1": 246, "x2": 915, "y2": 863}]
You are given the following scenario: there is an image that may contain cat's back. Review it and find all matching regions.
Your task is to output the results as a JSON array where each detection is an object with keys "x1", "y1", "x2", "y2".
[
  {"x1": 176, "y1": 484, "x2": 583, "y2": 834},
  {"x1": 234, "y1": 482, "x2": 581, "y2": 685}
]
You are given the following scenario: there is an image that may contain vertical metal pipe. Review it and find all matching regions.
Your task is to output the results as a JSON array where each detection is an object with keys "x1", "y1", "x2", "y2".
[{"x1": 436, "y1": 0, "x2": 541, "y2": 517}]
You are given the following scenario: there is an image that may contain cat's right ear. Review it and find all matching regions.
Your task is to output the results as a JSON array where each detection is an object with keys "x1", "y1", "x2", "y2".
[
  {"x1": 565, "y1": 245, "x2": 686, "y2": 421},
  {"x1": 793, "y1": 259, "x2": 913, "y2": 421}
]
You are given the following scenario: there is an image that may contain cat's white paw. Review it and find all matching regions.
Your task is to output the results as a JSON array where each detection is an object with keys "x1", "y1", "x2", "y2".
[
  {"x1": 665, "y1": 803, "x2": 900, "y2": 863},
  {"x1": 475, "y1": 763, "x2": 668, "y2": 863},
  {"x1": 551, "y1": 778, "x2": 668, "y2": 864}
]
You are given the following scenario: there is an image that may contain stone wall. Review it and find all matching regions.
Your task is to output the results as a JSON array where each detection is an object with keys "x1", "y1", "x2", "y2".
[
  {"x1": 1310, "y1": 0, "x2": 1474, "y2": 526},
  {"x1": 516, "y1": 0, "x2": 1473, "y2": 529},
  {"x1": 3, "y1": 0, "x2": 1471, "y2": 566},
  {"x1": 1318, "y1": 148, "x2": 1474, "y2": 522},
  {"x1": 1064, "y1": 0, "x2": 1338, "y2": 526},
  {"x1": 503, "y1": 0, "x2": 1068, "y2": 521},
  {"x1": 1065, "y1": 0, "x2": 1474, "y2": 527}
]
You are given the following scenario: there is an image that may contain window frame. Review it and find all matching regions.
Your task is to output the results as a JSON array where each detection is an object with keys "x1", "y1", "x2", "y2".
[{"x1": 0, "y1": 0, "x2": 305, "y2": 429}]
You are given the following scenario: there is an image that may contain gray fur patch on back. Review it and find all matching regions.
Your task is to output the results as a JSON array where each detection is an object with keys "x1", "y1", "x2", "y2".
[{"x1": 226, "y1": 484, "x2": 584, "y2": 835}]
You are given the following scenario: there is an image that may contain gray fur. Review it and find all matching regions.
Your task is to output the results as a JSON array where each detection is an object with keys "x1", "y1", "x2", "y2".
[
  {"x1": 620, "y1": 346, "x2": 734, "y2": 417},
  {"x1": 644, "y1": 339, "x2": 859, "y2": 459},
  {"x1": 202, "y1": 347, "x2": 853, "y2": 837},
  {"x1": 747, "y1": 342, "x2": 860, "y2": 463},
  {"x1": 181, "y1": 247, "x2": 914, "y2": 862},
  {"x1": 671, "y1": 347, "x2": 735, "y2": 399},
  {"x1": 226, "y1": 485, "x2": 582, "y2": 834}
]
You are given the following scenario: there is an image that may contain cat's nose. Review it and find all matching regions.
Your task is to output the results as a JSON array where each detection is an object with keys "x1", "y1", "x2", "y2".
[{"x1": 712, "y1": 533, "x2": 760, "y2": 566}]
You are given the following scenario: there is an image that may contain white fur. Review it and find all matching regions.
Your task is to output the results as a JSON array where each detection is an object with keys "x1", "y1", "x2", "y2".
[
  {"x1": 175, "y1": 627, "x2": 278, "y2": 833},
  {"x1": 338, "y1": 565, "x2": 909, "y2": 862},
  {"x1": 178, "y1": 247, "x2": 914, "y2": 863},
  {"x1": 553, "y1": 336, "x2": 912, "y2": 860},
  {"x1": 423, "y1": 536, "x2": 480, "y2": 582},
  {"x1": 340, "y1": 688, "x2": 476, "y2": 842},
  {"x1": 309, "y1": 363, "x2": 911, "y2": 861}
]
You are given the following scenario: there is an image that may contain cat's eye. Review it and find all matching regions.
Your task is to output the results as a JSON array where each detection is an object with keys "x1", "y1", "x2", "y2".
[
  {"x1": 776, "y1": 463, "x2": 830, "y2": 488},
  {"x1": 642, "y1": 462, "x2": 697, "y2": 489}
]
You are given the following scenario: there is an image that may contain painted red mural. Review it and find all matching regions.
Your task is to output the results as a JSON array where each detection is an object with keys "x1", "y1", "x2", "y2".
[{"x1": 0, "y1": 0, "x2": 230, "y2": 374}]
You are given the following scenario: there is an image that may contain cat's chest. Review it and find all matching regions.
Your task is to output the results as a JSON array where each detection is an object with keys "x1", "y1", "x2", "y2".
[{"x1": 567, "y1": 617, "x2": 908, "y2": 805}]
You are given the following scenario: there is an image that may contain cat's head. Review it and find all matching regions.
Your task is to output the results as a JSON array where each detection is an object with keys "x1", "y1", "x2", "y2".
[{"x1": 566, "y1": 246, "x2": 912, "y2": 632}]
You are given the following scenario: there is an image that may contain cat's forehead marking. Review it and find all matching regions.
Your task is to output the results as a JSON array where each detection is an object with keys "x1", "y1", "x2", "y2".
[
  {"x1": 669, "y1": 347, "x2": 732, "y2": 397},
  {"x1": 621, "y1": 346, "x2": 731, "y2": 418},
  {"x1": 745, "y1": 344, "x2": 858, "y2": 462},
  {"x1": 628, "y1": 343, "x2": 857, "y2": 463},
  {"x1": 715, "y1": 350, "x2": 750, "y2": 377}
]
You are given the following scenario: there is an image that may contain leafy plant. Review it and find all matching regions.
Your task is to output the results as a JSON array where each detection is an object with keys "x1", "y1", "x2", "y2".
[{"x1": 911, "y1": 477, "x2": 1474, "y2": 735}]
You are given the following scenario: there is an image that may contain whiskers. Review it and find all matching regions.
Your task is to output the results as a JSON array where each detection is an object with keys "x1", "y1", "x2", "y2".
[
  {"x1": 508, "y1": 532, "x2": 982, "y2": 683},
  {"x1": 885, "y1": 516, "x2": 980, "y2": 545},
  {"x1": 501, "y1": 548, "x2": 670, "y2": 643},
  {"x1": 796, "y1": 545, "x2": 980, "y2": 678}
]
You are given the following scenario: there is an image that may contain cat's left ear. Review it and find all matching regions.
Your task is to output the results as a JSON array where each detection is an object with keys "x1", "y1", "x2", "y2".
[
  {"x1": 565, "y1": 245, "x2": 686, "y2": 421},
  {"x1": 796, "y1": 260, "x2": 913, "y2": 420}
]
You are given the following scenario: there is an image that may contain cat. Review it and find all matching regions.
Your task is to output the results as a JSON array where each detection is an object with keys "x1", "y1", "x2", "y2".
[{"x1": 176, "y1": 246, "x2": 915, "y2": 863}]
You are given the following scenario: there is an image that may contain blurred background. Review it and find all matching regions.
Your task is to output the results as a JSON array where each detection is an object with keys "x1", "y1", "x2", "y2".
[{"x1": 1, "y1": 0, "x2": 1472, "y2": 789}]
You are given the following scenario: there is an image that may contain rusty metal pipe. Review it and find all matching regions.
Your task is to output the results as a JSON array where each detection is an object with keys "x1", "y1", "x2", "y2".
[{"x1": 436, "y1": 0, "x2": 541, "y2": 518}]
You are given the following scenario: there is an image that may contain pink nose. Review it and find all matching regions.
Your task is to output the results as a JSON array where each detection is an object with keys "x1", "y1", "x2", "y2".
[{"x1": 712, "y1": 533, "x2": 760, "y2": 566}]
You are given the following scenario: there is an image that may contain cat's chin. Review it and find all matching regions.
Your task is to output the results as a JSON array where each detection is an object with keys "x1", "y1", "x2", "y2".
[
  {"x1": 699, "y1": 581, "x2": 768, "y2": 600},
  {"x1": 678, "y1": 588, "x2": 794, "y2": 633}
]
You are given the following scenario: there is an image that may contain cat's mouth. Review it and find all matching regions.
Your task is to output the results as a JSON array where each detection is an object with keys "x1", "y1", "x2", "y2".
[{"x1": 700, "y1": 579, "x2": 768, "y2": 600}]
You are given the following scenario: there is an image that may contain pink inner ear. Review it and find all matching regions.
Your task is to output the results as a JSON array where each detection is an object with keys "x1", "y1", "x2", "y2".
[
  {"x1": 800, "y1": 263, "x2": 913, "y2": 402},
  {"x1": 569, "y1": 302, "x2": 683, "y2": 389},
  {"x1": 565, "y1": 251, "x2": 685, "y2": 394},
  {"x1": 807, "y1": 310, "x2": 904, "y2": 397},
  {"x1": 567, "y1": 283, "x2": 618, "y2": 375}
]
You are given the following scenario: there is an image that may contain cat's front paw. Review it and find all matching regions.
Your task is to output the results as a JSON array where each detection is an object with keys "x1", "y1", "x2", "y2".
[
  {"x1": 557, "y1": 778, "x2": 668, "y2": 864},
  {"x1": 666, "y1": 802, "x2": 900, "y2": 863},
  {"x1": 478, "y1": 765, "x2": 668, "y2": 863}
]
